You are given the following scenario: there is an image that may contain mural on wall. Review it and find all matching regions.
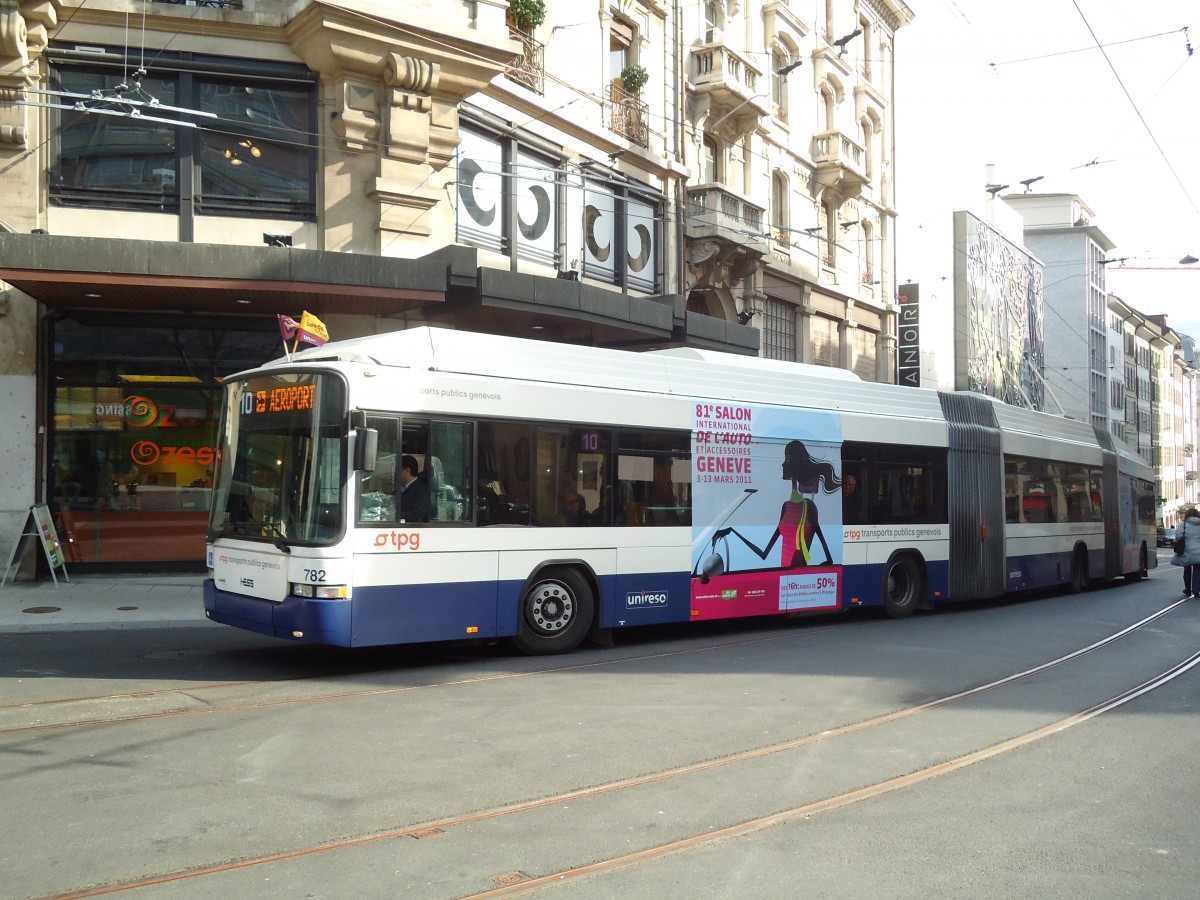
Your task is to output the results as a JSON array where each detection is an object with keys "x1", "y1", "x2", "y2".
[{"x1": 954, "y1": 211, "x2": 1045, "y2": 410}]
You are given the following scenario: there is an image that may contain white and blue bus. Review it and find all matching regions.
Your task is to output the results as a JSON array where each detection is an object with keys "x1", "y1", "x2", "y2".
[{"x1": 204, "y1": 327, "x2": 1156, "y2": 654}]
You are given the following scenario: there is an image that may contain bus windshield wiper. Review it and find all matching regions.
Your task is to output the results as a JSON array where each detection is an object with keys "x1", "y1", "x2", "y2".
[{"x1": 262, "y1": 521, "x2": 292, "y2": 554}]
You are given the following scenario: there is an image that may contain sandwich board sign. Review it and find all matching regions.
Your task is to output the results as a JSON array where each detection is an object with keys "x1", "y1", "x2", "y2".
[{"x1": 1, "y1": 504, "x2": 70, "y2": 588}]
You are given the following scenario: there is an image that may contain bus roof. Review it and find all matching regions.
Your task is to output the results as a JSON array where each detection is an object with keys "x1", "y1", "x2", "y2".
[
  {"x1": 270, "y1": 328, "x2": 1150, "y2": 465},
  {"x1": 281, "y1": 326, "x2": 949, "y2": 424}
]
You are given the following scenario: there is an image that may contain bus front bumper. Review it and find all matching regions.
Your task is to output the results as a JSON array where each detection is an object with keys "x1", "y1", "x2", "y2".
[{"x1": 204, "y1": 579, "x2": 352, "y2": 646}]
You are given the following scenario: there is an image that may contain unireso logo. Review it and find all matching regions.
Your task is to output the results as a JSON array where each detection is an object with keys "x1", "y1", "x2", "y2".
[{"x1": 625, "y1": 590, "x2": 668, "y2": 609}]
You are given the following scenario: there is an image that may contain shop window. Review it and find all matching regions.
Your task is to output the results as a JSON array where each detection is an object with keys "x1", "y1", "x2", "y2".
[{"x1": 50, "y1": 315, "x2": 281, "y2": 565}]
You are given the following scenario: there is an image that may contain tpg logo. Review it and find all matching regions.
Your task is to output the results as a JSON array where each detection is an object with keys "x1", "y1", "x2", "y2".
[{"x1": 625, "y1": 589, "x2": 668, "y2": 609}]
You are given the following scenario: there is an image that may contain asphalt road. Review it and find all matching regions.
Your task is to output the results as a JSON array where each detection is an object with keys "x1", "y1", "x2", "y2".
[{"x1": 2, "y1": 553, "x2": 1198, "y2": 899}]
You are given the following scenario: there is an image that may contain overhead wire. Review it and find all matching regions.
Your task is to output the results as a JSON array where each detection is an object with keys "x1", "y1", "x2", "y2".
[
  {"x1": 1069, "y1": 0, "x2": 1200, "y2": 220},
  {"x1": 22, "y1": 2, "x2": 1188, "y2": 327},
  {"x1": 988, "y1": 27, "x2": 1187, "y2": 68}
]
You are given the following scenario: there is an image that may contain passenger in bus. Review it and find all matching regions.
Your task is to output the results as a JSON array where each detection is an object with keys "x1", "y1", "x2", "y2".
[
  {"x1": 713, "y1": 439, "x2": 839, "y2": 569},
  {"x1": 842, "y1": 471, "x2": 863, "y2": 524},
  {"x1": 562, "y1": 491, "x2": 588, "y2": 526},
  {"x1": 398, "y1": 455, "x2": 430, "y2": 523}
]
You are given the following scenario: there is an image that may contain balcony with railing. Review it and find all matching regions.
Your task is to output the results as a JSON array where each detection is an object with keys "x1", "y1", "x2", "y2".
[
  {"x1": 691, "y1": 43, "x2": 769, "y2": 126},
  {"x1": 685, "y1": 183, "x2": 767, "y2": 306},
  {"x1": 811, "y1": 130, "x2": 866, "y2": 197},
  {"x1": 152, "y1": 0, "x2": 244, "y2": 8},
  {"x1": 685, "y1": 182, "x2": 768, "y2": 286},
  {"x1": 687, "y1": 184, "x2": 766, "y2": 245},
  {"x1": 608, "y1": 82, "x2": 649, "y2": 148},
  {"x1": 505, "y1": 29, "x2": 544, "y2": 94}
]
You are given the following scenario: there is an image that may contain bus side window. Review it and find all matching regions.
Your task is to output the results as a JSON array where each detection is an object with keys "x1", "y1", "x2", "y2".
[
  {"x1": 358, "y1": 416, "x2": 399, "y2": 524},
  {"x1": 615, "y1": 430, "x2": 691, "y2": 526},
  {"x1": 428, "y1": 421, "x2": 471, "y2": 523},
  {"x1": 533, "y1": 427, "x2": 610, "y2": 526},
  {"x1": 477, "y1": 421, "x2": 532, "y2": 526}
]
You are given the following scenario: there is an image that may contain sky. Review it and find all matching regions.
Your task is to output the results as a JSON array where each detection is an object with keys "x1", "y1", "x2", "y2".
[{"x1": 893, "y1": 0, "x2": 1200, "y2": 386}]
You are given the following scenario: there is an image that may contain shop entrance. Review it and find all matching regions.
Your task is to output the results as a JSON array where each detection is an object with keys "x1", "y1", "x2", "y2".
[{"x1": 50, "y1": 314, "x2": 281, "y2": 567}]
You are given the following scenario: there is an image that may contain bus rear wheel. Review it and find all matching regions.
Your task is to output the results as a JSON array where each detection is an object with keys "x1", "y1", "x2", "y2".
[
  {"x1": 513, "y1": 568, "x2": 594, "y2": 655},
  {"x1": 1124, "y1": 544, "x2": 1148, "y2": 581},
  {"x1": 882, "y1": 555, "x2": 923, "y2": 618},
  {"x1": 1068, "y1": 547, "x2": 1088, "y2": 593}
]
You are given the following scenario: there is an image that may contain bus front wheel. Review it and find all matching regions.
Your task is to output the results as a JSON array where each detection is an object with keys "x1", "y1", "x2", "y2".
[
  {"x1": 513, "y1": 568, "x2": 594, "y2": 655},
  {"x1": 882, "y1": 554, "x2": 923, "y2": 618}
]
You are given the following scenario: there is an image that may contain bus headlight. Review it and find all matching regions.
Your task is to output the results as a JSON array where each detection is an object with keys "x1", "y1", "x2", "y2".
[{"x1": 291, "y1": 583, "x2": 347, "y2": 599}]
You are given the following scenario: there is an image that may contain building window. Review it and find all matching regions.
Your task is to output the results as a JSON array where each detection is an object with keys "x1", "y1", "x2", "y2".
[
  {"x1": 851, "y1": 327, "x2": 876, "y2": 380},
  {"x1": 810, "y1": 314, "x2": 839, "y2": 367},
  {"x1": 771, "y1": 171, "x2": 788, "y2": 243},
  {"x1": 704, "y1": 0, "x2": 723, "y2": 42},
  {"x1": 610, "y1": 14, "x2": 634, "y2": 82},
  {"x1": 762, "y1": 296, "x2": 795, "y2": 361},
  {"x1": 456, "y1": 119, "x2": 663, "y2": 292},
  {"x1": 456, "y1": 122, "x2": 561, "y2": 269},
  {"x1": 771, "y1": 48, "x2": 789, "y2": 121},
  {"x1": 701, "y1": 136, "x2": 719, "y2": 183},
  {"x1": 49, "y1": 49, "x2": 317, "y2": 219}
]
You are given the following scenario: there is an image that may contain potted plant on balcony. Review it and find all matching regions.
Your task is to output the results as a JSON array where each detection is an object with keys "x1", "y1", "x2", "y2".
[
  {"x1": 507, "y1": 0, "x2": 546, "y2": 32},
  {"x1": 620, "y1": 64, "x2": 649, "y2": 96}
]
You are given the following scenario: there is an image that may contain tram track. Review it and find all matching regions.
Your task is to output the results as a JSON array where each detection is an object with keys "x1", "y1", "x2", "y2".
[
  {"x1": 464, "y1": 645, "x2": 1200, "y2": 898},
  {"x1": 32, "y1": 597, "x2": 1191, "y2": 900}
]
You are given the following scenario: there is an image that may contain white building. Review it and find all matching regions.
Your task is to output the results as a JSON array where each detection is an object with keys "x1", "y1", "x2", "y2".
[{"x1": 680, "y1": 0, "x2": 913, "y2": 379}]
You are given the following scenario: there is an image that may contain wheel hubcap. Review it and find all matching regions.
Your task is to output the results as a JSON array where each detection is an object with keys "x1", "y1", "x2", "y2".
[{"x1": 528, "y1": 583, "x2": 574, "y2": 634}]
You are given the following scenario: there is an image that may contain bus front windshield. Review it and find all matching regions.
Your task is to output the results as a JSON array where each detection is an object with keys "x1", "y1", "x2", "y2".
[{"x1": 208, "y1": 372, "x2": 346, "y2": 545}]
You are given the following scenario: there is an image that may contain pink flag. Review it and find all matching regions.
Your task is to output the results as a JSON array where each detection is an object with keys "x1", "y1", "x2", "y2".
[{"x1": 278, "y1": 314, "x2": 299, "y2": 341}]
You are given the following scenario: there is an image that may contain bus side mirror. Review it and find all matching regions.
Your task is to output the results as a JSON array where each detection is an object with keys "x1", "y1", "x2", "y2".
[{"x1": 354, "y1": 428, "x2": 378, "y2": 473}]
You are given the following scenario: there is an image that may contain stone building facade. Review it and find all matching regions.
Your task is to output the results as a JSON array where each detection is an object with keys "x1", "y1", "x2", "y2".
[{"x1": 0, "y1": 0, "x2": 908, "y2": 570}]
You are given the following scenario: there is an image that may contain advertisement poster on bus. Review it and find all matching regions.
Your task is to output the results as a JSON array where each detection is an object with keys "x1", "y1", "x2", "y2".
[{"x1": 690, "y1": 402, "x2": 843, "y2": 620}]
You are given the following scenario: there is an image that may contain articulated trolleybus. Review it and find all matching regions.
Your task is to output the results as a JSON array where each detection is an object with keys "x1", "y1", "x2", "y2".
[{"x1": 204, "y1": 327, "x2": 1155, "y2": 654}]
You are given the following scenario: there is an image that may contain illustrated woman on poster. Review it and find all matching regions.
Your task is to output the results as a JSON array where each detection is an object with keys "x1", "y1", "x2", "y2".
[{"x1": 714, "y1": 439, "x2": 840, "y2": 568}]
